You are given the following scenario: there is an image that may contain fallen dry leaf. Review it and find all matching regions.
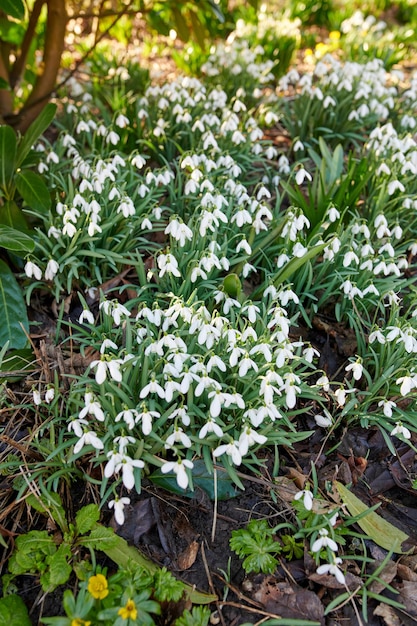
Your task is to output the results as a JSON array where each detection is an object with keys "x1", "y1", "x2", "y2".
[
  {"x1": 373, "y1": 603, "x2": 401, "y2": 626},
  {"x1": 369, "y1": 559, "x2": 397, "y2": 595},
  {"x1": 176, "y1": 539, "x2": 199, "y2": 571},
  {"x1": 252, "y1": 577, "x2": 324, "y2": 625}
]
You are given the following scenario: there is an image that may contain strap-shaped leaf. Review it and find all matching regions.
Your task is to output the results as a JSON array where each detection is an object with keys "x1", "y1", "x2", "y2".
[
  {"x1": 16, "y1": 102, "x2": 57, "y2": 167},
  {"x1": 0, "y1": 125, "x2": 17, "y2": 191},
  {"x1": 0, "y1": 0, "x2": 24, "y2": 19},
  {"x1": 15, "y1": 170, "x2": 51, "y2": 212},
  {"x1": 0, "y1": 259, "x2": 29, "y2": 349},
  {"x1": 0, "y1": 224, "x2": 35, "y2": 253},
  {"x1": 0, "y1": 200, "x2": 30, "y2": 231}
]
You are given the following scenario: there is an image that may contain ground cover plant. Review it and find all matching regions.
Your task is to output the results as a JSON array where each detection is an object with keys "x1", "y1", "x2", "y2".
[{"x1": 2, "y1": 1, "x2": 417, "y2": 624}]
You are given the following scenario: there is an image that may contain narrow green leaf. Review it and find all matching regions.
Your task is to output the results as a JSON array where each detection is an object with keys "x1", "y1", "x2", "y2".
[
  {"x1": 16, "y1": 103, "x2": 57, "y2": 167},
  {"x1": 26, "y1": 492, "x2": 68, "y2": 533},
  {"x1": 0, "y1": 0, "x2": 25, "y2": 19},
  {"x1": 0, "y1": 225, "x2": 34, "y2": 253},
  {"x1": 336, "y1": 481, "x2": 410, "y2": 553},
  {"x1": 0, "y1": 125, "x2": 17, "y2": 190},
  {"x1": 0, "y1": 77, "x2": 9, "y2": 89},
  {"x1": 15, "y1": 170, "x2": 51, "y2": 212},
  {"x1": 0, "y1": 258, "x2": 29, "y2": 349}
]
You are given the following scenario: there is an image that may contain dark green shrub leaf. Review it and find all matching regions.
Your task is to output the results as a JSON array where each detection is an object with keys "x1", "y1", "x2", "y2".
[
  {"x1": 0, "y1": 125, "x2": 17, "y2": 190},
  {"x1": 17, "y1": 103, "x2": 57, "y2": 167},
  {"x1": 0, "y1": 259, "x2": 29, "y2": 349},
  {"x1": 0, "y1": 200, "x2": 30, "y2": 231},
  {"x1": 0, "y1": 225, "x2": 34, "y2": 253},
  {"x1": 15, "y1": 170, "x2": 51, "y2": 212},
  {"x1": 150, "y1": 459, "x2": 240, "y2": 500},
  {"x1": 0, "y1": 0, "x2": 25, "y2": 19}
]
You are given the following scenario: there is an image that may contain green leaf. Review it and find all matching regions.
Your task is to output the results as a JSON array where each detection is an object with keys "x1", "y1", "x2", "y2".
[
  {"x1": 75, "y1": 504, "x2": 100, "y2": 535},
  {"x1": 16, "y1": 103, "x2": 57, "y2": 167},
  {"x1": 15, "y1": 170, "x2": 51, "y2": 212},
  {"x1": 0, "y1": 200, "x2": 30, "y2": 231},
  {"x1": 0, "y1": 125, "x2": 16, "y2": 190},
  {"x1": 0, "y1": 594, "x2": 31, "y2": 626},
  {"x1": 25, "y1": 492, "x2": 68, "y2": 533},
  {"x1": 336, "y1": 481, "x2": 410, "y2": 553},
  {"x1": 41, "y1": 544, "x2": 72, "y2": 592},
  {"x1": 150, "y1": 459, "x2": 240, "y2": 500},
  {"x1": 251, "y1": 240, "x2": 329, "y2": 300},
  {"x1": 0, "y1": 77, "x2": 9, "y2": 89},
  {"x1": 100, "y1": 528, "x2": 217, "y2": 604},
  {"x1": 78, "y1": 525, "x2": 118, "y2": 551},
  {"x1": 0, "y1": 225, "x2": 34, "y2": 253},
  {"x1": 0, "y1": 0, "x2": 25, "y2": 19},
  {"x1": 172, "y1": 7, "x2": 190, "y2": 42},
  {"x1": 0, "y1": 347, "x2": 35, "y2": 382},
  {"x1": 0, "y1": 258, "x2": 29, "y2": 349}
]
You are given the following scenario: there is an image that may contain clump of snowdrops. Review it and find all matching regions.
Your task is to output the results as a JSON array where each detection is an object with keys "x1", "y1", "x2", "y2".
[{"x1": 24, "y1": 28, "x2": 417, "y2": 526}]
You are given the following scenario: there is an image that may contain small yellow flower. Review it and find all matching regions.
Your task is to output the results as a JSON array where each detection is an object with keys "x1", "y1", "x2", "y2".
[
  {"x1": 329, "y1": 30, "x2": 341, "y2": 40},
  {"x1": 71, "y1": 619, "x2": 91, "y2": 626},
  {"x1": 118, "y1": 598, "x2": 138, "y2": 620},
  {"x1": 87, "y1": 573, "x2": 109, "y2": 600}
]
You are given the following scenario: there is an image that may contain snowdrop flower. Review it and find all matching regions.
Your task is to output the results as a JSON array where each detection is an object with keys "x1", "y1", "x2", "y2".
[
  {"x1": 161, "y1": 458, "x2": 193, "y2": 489},
  {"x1": 25, "y1": 261, "x2": 42, "y2": 280},
  {"x1": 345, "y1": 358, "x2": 363, "y2": 381},
  {"x1": 387, "y1": 180, "x2": 405, "y2": 195},
  {"x1": 115, "y1": 113, "x2": 129, "y2": 128},
  {"x1": 316, "y1": 375, "x2": 330, "y2": 392},
  {"x1": 396, "y1": 375, "x2": 416, "y2": 396},
  {"x1": 115, "y1": 454, "x2": 145, "y2": 490},
  {"x1": 44, "y1": 387, "x2": 55, "y2": 404},
  {"x1": 295, "y1": 167, "x2": 312, "y2": 185},
  {"x1": 311, "y1": 529, "x2": 338, "y2": 553},
  {"x1": 99, "y1": 300, "x2": 131, "y2": 326},
  {"x1": 139, "y1": 375, "x2": 165, "y2": 399},
  {"x1": 44, "y1": 259, "x2": 59, "y2": 281},
  {"x1": 100, "y1": 338, "x2": 118, "y2": 354},
  {"x1": 109, "y1": 496, "x2": 130, "y2": 525},
  {"x1": 315, "y1": 412, "x2": 332, "y2": 427},
  {"x1": 294, "y1": 488, "x2": 313, "y2": 511},
  {"x1": 293, "y1": 139, "x2": 304, "y2": 152},
  {"x1": 199, "y1": 418, "x2": 224, "y2": 439},
  {"x1": 90, "y1": 356, "x2": 123, "y2": 385},
  {"x1": 391, "y1": 421, "x2": 411, "y2": 440},
  {"x1": 73, "y1": 430, "x2": 104, "y2": 454},
  {"x1": 213, "y1": 440, "x2": 242, "y2": 466},
  {"x1": 378, "y1": 399, "x2": 396, "y2": 417},
  {"x1": 78, "y1": 308, "x2": 95, "y2": 325},
  {"x1": 79, "y1": 391, "x2": 105, "y2": 421},
  {"x1": 165, "y1": 427, "x2": 192, "y2": 449},
  {"x1": 33, "y1": 388, "x2": 42, "y2": 406},
  {"x1": 115, "y1": 408, "x2": 139, "y2": 430},
  {"x1": 316, "y1": 555, "x2": 345, "y2": 585},
  {"x1": 238, "y1": 426, "x2": 267, "y2": 456},
  {"x1": 157, "y1": 253, "x2": 181, "y2": 278}
]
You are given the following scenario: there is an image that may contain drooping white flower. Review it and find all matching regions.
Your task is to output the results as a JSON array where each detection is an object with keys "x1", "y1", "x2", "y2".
[
  {"x1": 391, "y1": 421, "x2": 411, "y2": 440},
  {"x1": 213, "y1": 440, "x2": 242, "y2": 466},
  {"x1": 311, "y1": 529, "x2": 338, "y2": 553},
  {"x1": 109, "y1": 496, "x2": 130, "y2": 525},
  {"x1": 316, "y1": 556, "x2": 346, "y2": 584},
  {"x1": 160, "y1": 458, "x2": 194, "y2": 489},
  {"x1": 25, "y1": 261, "x2": 42, "y2": 281},
  {"x1": 294, "y1": 488, "x2": 313, "y2": 511}
]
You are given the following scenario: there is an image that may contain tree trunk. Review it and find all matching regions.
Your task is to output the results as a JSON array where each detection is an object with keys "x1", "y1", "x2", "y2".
[{"x1": 14, "y1": 0, "x2": 67, "y2": 133}]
